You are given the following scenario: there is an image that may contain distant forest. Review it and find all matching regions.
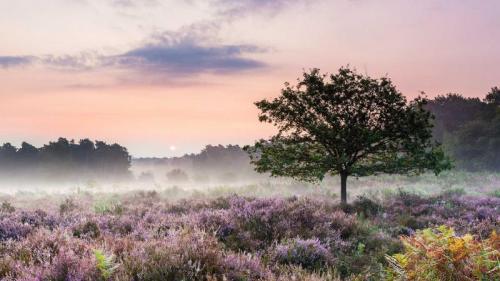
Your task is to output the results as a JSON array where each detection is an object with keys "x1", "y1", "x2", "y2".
[
  {"x1": 134, "y1": 144, "x2": 257, "y2": 183},
  {"x1": 426, "y1": 87, "x2": 500, "y2": 171},
  {"x1": 0, "y1": 138, "x2": 131, "y2": 182}
]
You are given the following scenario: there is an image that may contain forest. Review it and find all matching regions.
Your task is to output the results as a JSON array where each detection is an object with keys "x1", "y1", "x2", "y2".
[
  {"x1": 427, "y1": 87, "x2": 500, "y2": 171},
  {"x1": 0, "y1": 138, "x2": 131, "y2": 182}
]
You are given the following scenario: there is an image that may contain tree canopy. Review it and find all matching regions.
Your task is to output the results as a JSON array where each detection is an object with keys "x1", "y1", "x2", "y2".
[
  {"x1": 426, "y1": 88, "x2": 500, "y2": 171},
  {"x1": 245, "y1": 67, "x2": 451, "y2": 203},
  {"x1": 0, "y1": 138, "x2": 131, "y2": 182}
]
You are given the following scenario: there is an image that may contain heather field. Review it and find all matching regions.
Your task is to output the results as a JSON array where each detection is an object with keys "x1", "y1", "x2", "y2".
[{"x1": 0, "y1": 174, "x2": 499, "y2": 280}]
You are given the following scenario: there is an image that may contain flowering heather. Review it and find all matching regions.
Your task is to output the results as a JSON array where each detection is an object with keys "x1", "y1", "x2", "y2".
[
  {"x1": 0, "y1": 191, "x2": 497, "y2": 280},
  {"x1": 378, "y1": 191, "x2": 500, "y2": 236},
  {"x1": 271, "y1": 238, "x2": 334, "y2": 270}
]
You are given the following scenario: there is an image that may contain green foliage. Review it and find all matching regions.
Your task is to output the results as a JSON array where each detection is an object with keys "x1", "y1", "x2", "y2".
[
  {"x1": 94, "y1": 249, "x2": 119, "y2": 280},
  {"x1": 93, "y1": 199, "x2": 124, "y2": 215},
  {"x1": 0, "y1": 138, "x2": 132, "y2": 181},
  {"x1": 246, "y1": 66, "x2": 451, "y2": 202},
  {"x1": 426, "y1": 91, "x2": 500, "y2": 171},
  {"x1": 351, "y1": 196, "x2": 382, "y2": 218},
  {"x1": 489, "y1": 189, "x2": 500, "y2": 198},
  {"x1": 386, "y1": 226, "x2": 500, "y2": 281},
  {"x1": 450, "y1": 116, "x2": 500, "y2": 171}
]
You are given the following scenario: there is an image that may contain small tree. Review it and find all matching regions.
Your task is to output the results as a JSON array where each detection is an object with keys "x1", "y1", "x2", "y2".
[{"x1": 245, "y1": 67, "x2": 451, "y2": 204}]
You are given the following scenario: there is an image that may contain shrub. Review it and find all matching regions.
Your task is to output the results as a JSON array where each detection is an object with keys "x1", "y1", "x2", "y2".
[
  {"x1": 60, "y1": 197, "x2": 78, "y2": 215},
  {"x1": 93, "y1": 199, "x2": 124, "y2": 215},
  {"x1": 204, "y1": 196, "x2": 358, "y2": 252},
  {"x1": 351, "y1": 196, "x2": 382, "y2": 218},
  {"x1": 386, "y1": 225, "x2": 500, "y2": 281},
  {"x1": 166, "y1": 168, "x2": 189, "y2": 183},
  {"x1": 20, "y1": 209, "x2": 57, "y2": 229},
  {"x1": 222, "y1": 253, "x2": 272, "y2": 280},
  {"x1": 271, "y1": 238, "x2": 333, "y2": 271},
  {"x1": 73, "y1": 221, "x2": 101, "y2": 239},
  {"x1": 0, "y1": 202, "x2": 15, "y2": 213},
  {"x1": 37, "y1": 249, "x2": 99, "y2": 281},
  {"x1": 118, "y1": 228, "x2": 224, "y2": 280},
  {"x1": 489, "y1": 189, "x2": 500, "y2": 198},
  {"x1": 0, "y1": 218, "x2": 32, "y2": 241}
]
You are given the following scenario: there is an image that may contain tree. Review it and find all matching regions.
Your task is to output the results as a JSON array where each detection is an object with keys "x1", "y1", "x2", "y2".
[
  {"x1": 245, "y1": 67, "x2": 451, "y2": 204},
  {"x1": 425, "y1": 94, "x2": 494, "y2": 142},
  {"x1": 485, "y1": 86, "x2": 500, "y2": 107}
]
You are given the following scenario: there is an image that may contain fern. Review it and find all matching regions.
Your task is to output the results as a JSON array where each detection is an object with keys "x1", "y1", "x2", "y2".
[
  {"x1": 385, "y1": 226, "x2": 500, "y2": 281},
  {"x1": 94, "y1": 249, "x2": 119, "y2": 280}
]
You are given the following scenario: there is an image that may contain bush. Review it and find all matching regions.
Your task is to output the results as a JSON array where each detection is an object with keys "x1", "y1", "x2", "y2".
[
  {"x1": 0, "y1": 218, "x2": 32, "y2": 241},
  {"x1": 202, "y1": 196, "x2": 358, "y2": 252},
  {"x1": 60, "y1": 197, "x2": 78, "y2": 215},
  {"x1": 93, "y1": 199, "x2": 124, "y2": 215},
  {"x1": 118, "y1": 228, "x2": 219, "y2": 280},
  {"x1": 386, "y1": 226, "x2": 500, "y2": 281},
  {"x1": 271, "y1": 238, "x2": 333, "y2": 271},
  {"x1": 138, "y1": 171, "x2": 155, "y2": 182},
  {"x1": 166, "y1": 168, "x2": 189, "y2": 183},
  {"x1": 0, "y1": 202, "x2": 15, "y2": 213},
  {"x1": 351, "y1": 196, "x2": 382, "y2": 218},
  {"x1": 73, "y1": 221, "x2": 101, "y2": 239}
]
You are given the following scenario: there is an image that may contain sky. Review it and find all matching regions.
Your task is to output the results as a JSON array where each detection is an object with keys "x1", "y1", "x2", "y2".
[{"x1": 1, "y1": 0, "x2": 499, "y2": 157}]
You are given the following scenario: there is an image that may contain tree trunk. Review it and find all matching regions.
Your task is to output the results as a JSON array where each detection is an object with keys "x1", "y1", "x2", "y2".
[{"x1": 340, "y1": 172, "x2": 348, "y2": 204}]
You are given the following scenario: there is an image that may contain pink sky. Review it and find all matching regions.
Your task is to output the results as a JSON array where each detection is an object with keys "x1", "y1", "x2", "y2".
[{"x1": 1, "y1": 0, "x2": 499, "y2": 156}]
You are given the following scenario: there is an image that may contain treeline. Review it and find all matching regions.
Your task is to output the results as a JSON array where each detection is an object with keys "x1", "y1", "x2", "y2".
[
  {"x1": 427, "y1": 87, "x2": 500, "y2": 171},
  {"x1": 0, "y1": 138, "x2": 131, "y2": 182},
  {"x1": 137, "y1": 145, "x2": 251, "y2": 171},
  {"x1": 134, "y1": 144, "x2": 257, "y2": 182}
]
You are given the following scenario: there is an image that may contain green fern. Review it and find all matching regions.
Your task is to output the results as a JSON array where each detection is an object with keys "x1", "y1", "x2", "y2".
[{"x1": 94, "y1": 249, "x2": 119, "y2": 280}]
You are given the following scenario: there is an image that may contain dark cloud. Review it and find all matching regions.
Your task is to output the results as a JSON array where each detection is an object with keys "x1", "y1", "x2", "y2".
[
  {"x1": 114, "y1": 39, "x2": 266, "y2": 75},
  {"x1": 0, "y1": 38, "x2": 266, "y2": 76},
  {"x1": 111, "y1": 22, "x2": 267, "y2": 75},
  {"x1": 0, "y1": 56, "x2": 33, "y2": 68}
]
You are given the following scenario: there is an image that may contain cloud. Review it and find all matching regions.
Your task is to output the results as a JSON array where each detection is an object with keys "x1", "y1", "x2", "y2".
[
  {"x1": 64, "y1": 83, "x2": 108, "y2": 89},
  {"x1": 113, "y1": 30, "x2": 266, "y2": 75},
  {"x1": 0, "y1": 31, "x2": 267, "y2": 77},
  {"x1": 0, "y1": 10, "x2": 270, "y2": 78},
  {"x1": 0, "y1": 56, "x2": 34, "y2": 68},
  {"x1": 211, "y1": 0, "x2": 310, "y2": 18},
  {"x1": 42, "y1": 52, "x2": 104, "y2": 70},
  {"x1": 108, "y1": 0, "x2": 158, "y2": 8}
]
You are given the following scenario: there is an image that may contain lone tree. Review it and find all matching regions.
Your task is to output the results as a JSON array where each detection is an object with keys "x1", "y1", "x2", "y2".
[{"x1": 245, "y1": 67, "x2": 451, "y2": 204}]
